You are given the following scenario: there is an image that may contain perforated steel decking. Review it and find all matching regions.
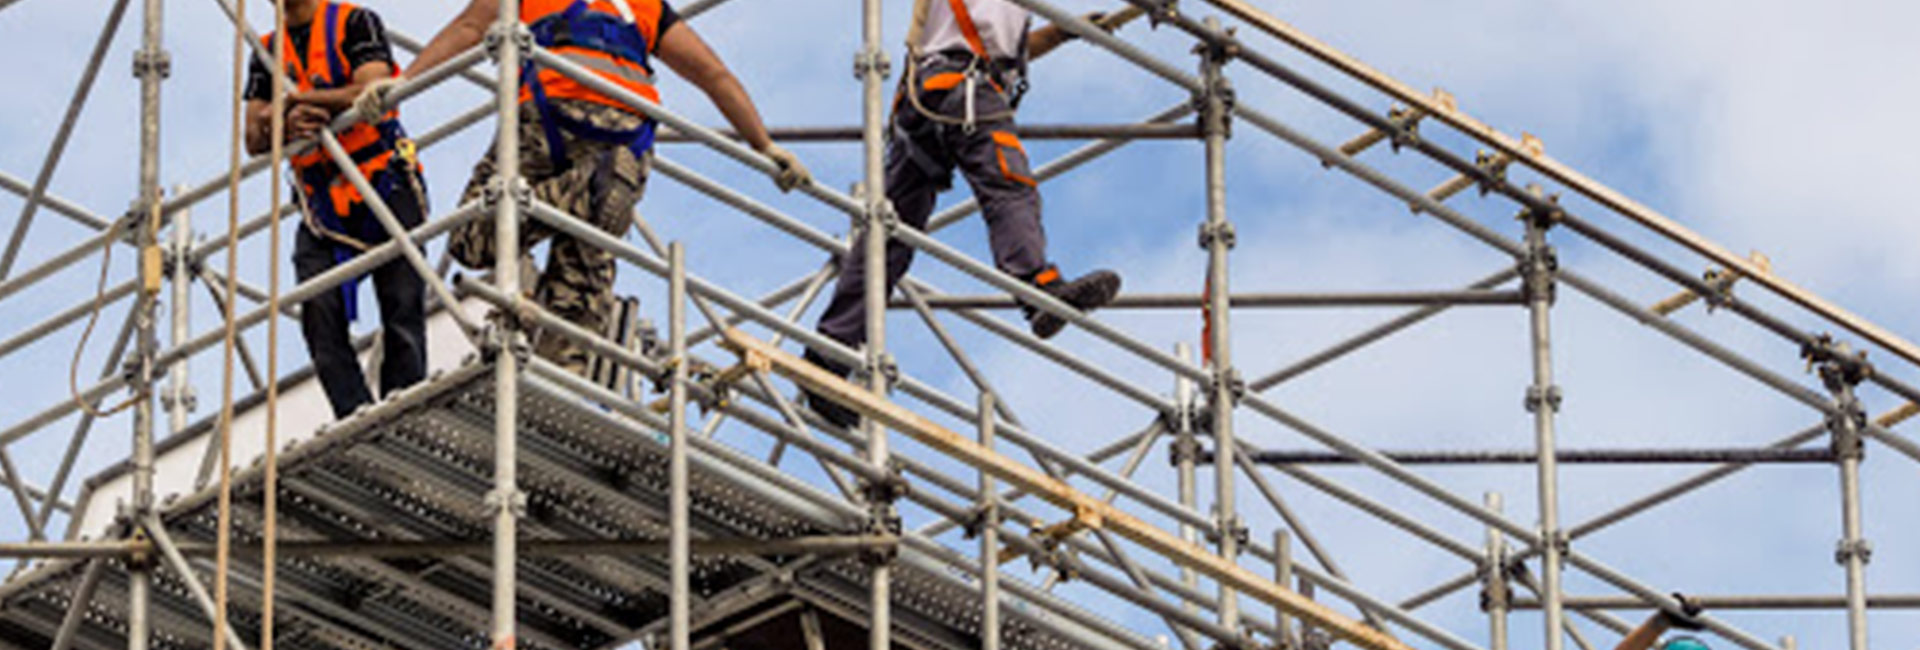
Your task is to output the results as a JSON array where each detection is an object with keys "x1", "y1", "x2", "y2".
[{"x1": 0, "y1": 361, "x2": 1140, "y2": 650}]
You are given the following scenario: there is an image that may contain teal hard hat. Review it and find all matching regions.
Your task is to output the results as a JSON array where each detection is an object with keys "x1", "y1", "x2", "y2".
[{"x1": 1662, "y1": 637, "x2": 1711, "y2": 650}]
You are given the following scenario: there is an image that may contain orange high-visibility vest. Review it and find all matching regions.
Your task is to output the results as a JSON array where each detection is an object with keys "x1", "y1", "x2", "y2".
[
  {"x1": 265, "y1": 0, "x2": 410, "y2": 223},
  {"x1": 519, "y1": 0, "x2": 666, "y2": 114}
]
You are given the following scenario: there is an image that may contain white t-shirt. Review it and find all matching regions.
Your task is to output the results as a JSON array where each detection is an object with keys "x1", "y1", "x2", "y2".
[{"x1": 917, "y1": 0, "x2": 1031, "y2": 61}]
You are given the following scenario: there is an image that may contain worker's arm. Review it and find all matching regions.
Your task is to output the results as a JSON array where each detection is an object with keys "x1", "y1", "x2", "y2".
[
  {"x1": 653, "y1": 21, "x2": 773, "y2": 152},
  {"x1": 653, "y1": 20, "x2": 809, "y2": 191},
  {"x1": 1027, "y1": 12, "x2": 1105, "y2": 60},
  {"x1": 290, "y1": 61, "x2": 397, "y2": 113},
  {"x1": 406, "y1": 0, "x2": 496, "y2": 79},
  {"x1": 1612, "y1": 612, "x2": 1672, "y2": 650},
  {"x1": 245, "y1": 99, "x2": 336, "y2": 156},
  {"x1": 245, "y1": 99, "x2": 274, "y2": 156}
]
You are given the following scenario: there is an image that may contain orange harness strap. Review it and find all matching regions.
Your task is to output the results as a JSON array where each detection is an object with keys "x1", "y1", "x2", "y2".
[{"x1": 945, "y1": 0, "x2": 991, "y2": 60}]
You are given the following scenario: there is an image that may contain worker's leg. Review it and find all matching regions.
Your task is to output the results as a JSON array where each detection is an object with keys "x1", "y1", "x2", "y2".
[
  {"x1": 369, "y1": 177, "x2": 428, "y2": 398},
  {"x1": 804, "y1": 103, "x2": 950, "y2": 426},
  {"x1": 448, "y1": 107, "x2": 562, "y2": 274},
  {"x1": 942, "y1": 90, "x2": 1047, "y2": 279},
  {"x1": 815, "y1": 106, "x2": 949, "y2": 351},
  {"x1": 293, "y1": 224, "x2": 374, "y2": 418},
  {"x1": 943, "y1": 85, "x2": 1120, "y2": 338},
  {"x1": 532, "y1": 115, "x2": 649, "y2": 375}
]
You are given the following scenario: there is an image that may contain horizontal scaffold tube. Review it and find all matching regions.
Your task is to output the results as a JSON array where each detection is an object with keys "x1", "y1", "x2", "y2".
[
  {"x1": 890, "y1": 290, "x2": 1524, "y2": 310},
  {"x1": 1217, "y1": 448, "x2": 1839, "y2": 465}
]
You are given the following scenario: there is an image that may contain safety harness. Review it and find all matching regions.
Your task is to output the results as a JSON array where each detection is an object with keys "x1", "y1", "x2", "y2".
[
  {"x1": 520, "y1": 0, "x2": 661, "y2": 173},
  {"x1": 272, "y1": 0, "x2": 424, "y2": 320}
]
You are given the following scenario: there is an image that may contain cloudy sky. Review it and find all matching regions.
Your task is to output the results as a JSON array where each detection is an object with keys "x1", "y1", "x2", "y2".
[{"x1": 1, "y1": 0, "x2": 1917, "y2": 648}]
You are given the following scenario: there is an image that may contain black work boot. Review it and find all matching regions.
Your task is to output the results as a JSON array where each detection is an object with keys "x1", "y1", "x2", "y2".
[
  {"x1": 1023, "y1": 268, "x2": 1122, "y2": 340},
  {"x1": 801, "y1": 348, "x2": 861, "y2": 429}
]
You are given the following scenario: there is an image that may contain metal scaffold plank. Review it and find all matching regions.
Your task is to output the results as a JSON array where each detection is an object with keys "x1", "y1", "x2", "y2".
[{"x1": 720, "y1": 328, "x2": 1418, "y2": 650}]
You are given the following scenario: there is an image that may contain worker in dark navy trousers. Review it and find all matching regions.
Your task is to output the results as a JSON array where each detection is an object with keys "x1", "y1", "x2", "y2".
[
  {"x1": 250, "y1": 0, "x2": 428, "y2": 418},
  {"x1": 803, "y1": 0, "x2": 1127, "y2": 428}
]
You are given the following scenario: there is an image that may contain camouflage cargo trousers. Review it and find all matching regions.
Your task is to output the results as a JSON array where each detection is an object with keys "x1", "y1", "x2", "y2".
[{"x1": 450, "y1": 99, "x2": 650, "y2": 375}]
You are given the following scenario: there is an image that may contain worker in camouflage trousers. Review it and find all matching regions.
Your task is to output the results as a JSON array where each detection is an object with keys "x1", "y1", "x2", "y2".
[
  {"x1": 803, "y1": 0, "x2": 1128, "y2": 428},
  {"x1": 389, "y1": 0, "x2": 809, "y2": 376}
]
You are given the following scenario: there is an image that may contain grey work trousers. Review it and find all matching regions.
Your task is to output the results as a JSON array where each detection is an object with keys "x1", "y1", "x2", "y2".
[{"x1": 815, "y1": 62, "x2": 1049, "y2": 357}]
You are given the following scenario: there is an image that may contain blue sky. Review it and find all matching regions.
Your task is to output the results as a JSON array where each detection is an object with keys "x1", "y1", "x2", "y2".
[{"x1": 1, "y1": 0, "x2": 1918, "y2": 648}]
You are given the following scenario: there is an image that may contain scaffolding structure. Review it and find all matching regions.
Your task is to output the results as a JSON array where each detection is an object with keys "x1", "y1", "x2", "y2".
[{"x1": 0, "y1": 0, "x2": 1916, "y2": 649}]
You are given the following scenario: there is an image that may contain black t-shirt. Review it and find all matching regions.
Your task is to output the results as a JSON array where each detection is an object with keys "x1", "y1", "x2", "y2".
[{"x1": 244, "y1": 6, "x2": 394, "y2": 101}]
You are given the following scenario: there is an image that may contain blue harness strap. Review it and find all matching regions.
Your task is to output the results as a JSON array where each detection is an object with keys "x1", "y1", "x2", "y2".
[{"x1": 521, "y1": 0, "x2": 659, "y2": 172}]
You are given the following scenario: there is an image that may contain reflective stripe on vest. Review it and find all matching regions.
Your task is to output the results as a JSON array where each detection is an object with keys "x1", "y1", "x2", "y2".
[{"x1": 520, "y1": 0, "x2": 664, "y2": 114}]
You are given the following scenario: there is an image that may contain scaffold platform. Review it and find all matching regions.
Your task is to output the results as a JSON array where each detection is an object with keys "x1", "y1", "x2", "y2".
[{"x1": 0, "y1": 358, "x2": 1141, "y2": 650}]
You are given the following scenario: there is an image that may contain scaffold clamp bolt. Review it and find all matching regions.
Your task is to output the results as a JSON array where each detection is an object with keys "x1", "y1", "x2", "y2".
[
  {"x1": 852, "y1": 48, "x2": 891, "y2": 80},
  {"x1": 1835, "y1": 538, "x2": 1872, "y2": 565},
  {"x1": 1525, "y1": 385, "x2": 1562, "y2": 414},
  {"x1": 1198, "y1": 220, "x2": 1238, "y2": 250},
  {"x1": 132, "y1": 49, "x2": 171, "y2": 80},
  {"x1": 485, "y1": 488, "x2": 529, "y2": 518}
]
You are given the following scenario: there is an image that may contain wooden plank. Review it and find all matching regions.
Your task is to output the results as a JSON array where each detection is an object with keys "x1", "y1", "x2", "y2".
[
  {"x1": 720, "y1": 329, "x2": 1412, "y2": 650},
  {"x1": 1199, "y1": 0, "x2": 1920, "y2": 369}
]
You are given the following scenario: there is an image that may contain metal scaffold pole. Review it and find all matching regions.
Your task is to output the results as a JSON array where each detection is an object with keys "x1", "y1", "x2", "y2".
[
  {"x1": 859, "y1": 0, "x2": 893, "y2": 648},
  {"x1": 1813, "y1": 343, "x2": 1872, "y2": 650},
  {"x1": 668, "y1": 243, "x2": 691, "y2": 650},
  {"x1": 1172, "y1": 342, "x2": 1200, "y2": 621},
  {"x1": 1484, "y1": 492, "x2": 1509, "y2": 650},
  {"x1": 1198, "y1": 17, "x2": 1241, "y2": 642},
  {"x1": 1520, "y1": 197, "x2": 1565, "y2": 650},
  {"x1": 128, "y1": 0, "x2": 168, "y2": 645},
  {"x1": 978, "y1": 393, "x2": 1001, "y2": 650},
  {"x1": 490, "y1": 0, "x2": 526, "y2": 646}
]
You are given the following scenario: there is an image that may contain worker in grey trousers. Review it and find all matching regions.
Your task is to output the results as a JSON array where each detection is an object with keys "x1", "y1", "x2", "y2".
[{"x1": 806, "y1": 0, "x2": 1129, "y2": 427}]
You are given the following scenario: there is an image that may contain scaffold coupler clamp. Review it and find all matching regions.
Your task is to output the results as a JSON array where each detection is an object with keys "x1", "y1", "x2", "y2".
[
  {"x1": 1835, "y1": 538, "x2": 1873, "y2": 566},
  {"x1": 132, "y1": 47, "x2": 171, "y2": 81},
  {"x1": 1208, "y1": 366, "x2": 1247, "y2": 407},
  {"x1": 1804, "y1": 334, "x2": 1873, "y2": 393},
  {"x1": 485, "y1": 487, "x2": 529, "y2": 520},
  {"x1": 1198, "y1": 219, "x2": 1238, "y2": 251},
  {"x1": 1141, "y1": 0, "x2": 1180, "y2": 27},
  {"x1": 1476, "y1": 556, "x2": 1516, "y2": 613},
  {"x1": 859, "y1": 469, "x2": 907, "y2": 566},
  {"x1": 1518, "y1": 208, "x2": 1561, "y2": 306},
  {"x1": 1205, "y1": 510, "x2": 1249, "y2": 550},
  {"x1": 1525, "y1": 384, "x2": 1562, "y2": 414},
  {"x1": 962, "y1": 498, "x2": 1001, "y2": 540},
  {"x1": 1167, "y1": 428, "x2": 1203, "y2": 468},
  {"x1": 852, "y1": 47, "x2": 891, "y2": 82},
  {"x1": 126, "y1": 524, "x2": 156, "y2": 572},
  {"x1": 486, "y1": 20, "x2": 534, "y2": 64}
]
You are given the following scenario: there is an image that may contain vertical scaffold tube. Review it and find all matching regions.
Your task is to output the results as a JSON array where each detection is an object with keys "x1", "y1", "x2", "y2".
[
  {"x1": 1173, "y1": 343, "x2": 1199, "y2": 619},
  {"x1": 979, "y1": 393, "x2": 1001, "y2": 650},
  {"x1": 129, "y1": 0, "x2": 167, "y2": 645},
  {"x1": 1818, "y1": 357, "x2": 1870, "y2": 650},
  {"x1": 166, "y1": 187, "x2": 190, "y2": 436},
  {"x1": 668, "y1": 243, "x2": 690, "y2": 650},
  {"x1": 1484, "y1": 492, "x2": 1509, "y2": 650},
  {"x1": 1198, "y1": 17, "x2": 1239, "y2": 640},
  {"x1": 490, "y1": 0, "x2": 524, "y2": 646},
  {"x1": 1522, "y1": 205, "x2": 1565, "y2": 650},
  {"x1": 859, "y1": 0, "x2": 891, "y2": 648},
  {"x1": 1274, "y1": 528, "x2": 1294, "y2": 648}
]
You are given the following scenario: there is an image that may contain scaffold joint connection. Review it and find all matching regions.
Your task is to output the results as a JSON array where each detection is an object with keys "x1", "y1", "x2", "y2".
[
  {"x1": 1198, "y1": 220, "x2": 1238, "y2": 251},
  {"x1": 132, "y1": 49, "x2": 171, "y2": 80},
  {"x1": 1834, "y1": 538, "x2": 1872, "y2": 566},
  {"x1": 1524, "y1": 385, "x2": 1562, "y2": 414},
  {"x1": 852, "y1": 48, "x2": 891, "y2": 81}
]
